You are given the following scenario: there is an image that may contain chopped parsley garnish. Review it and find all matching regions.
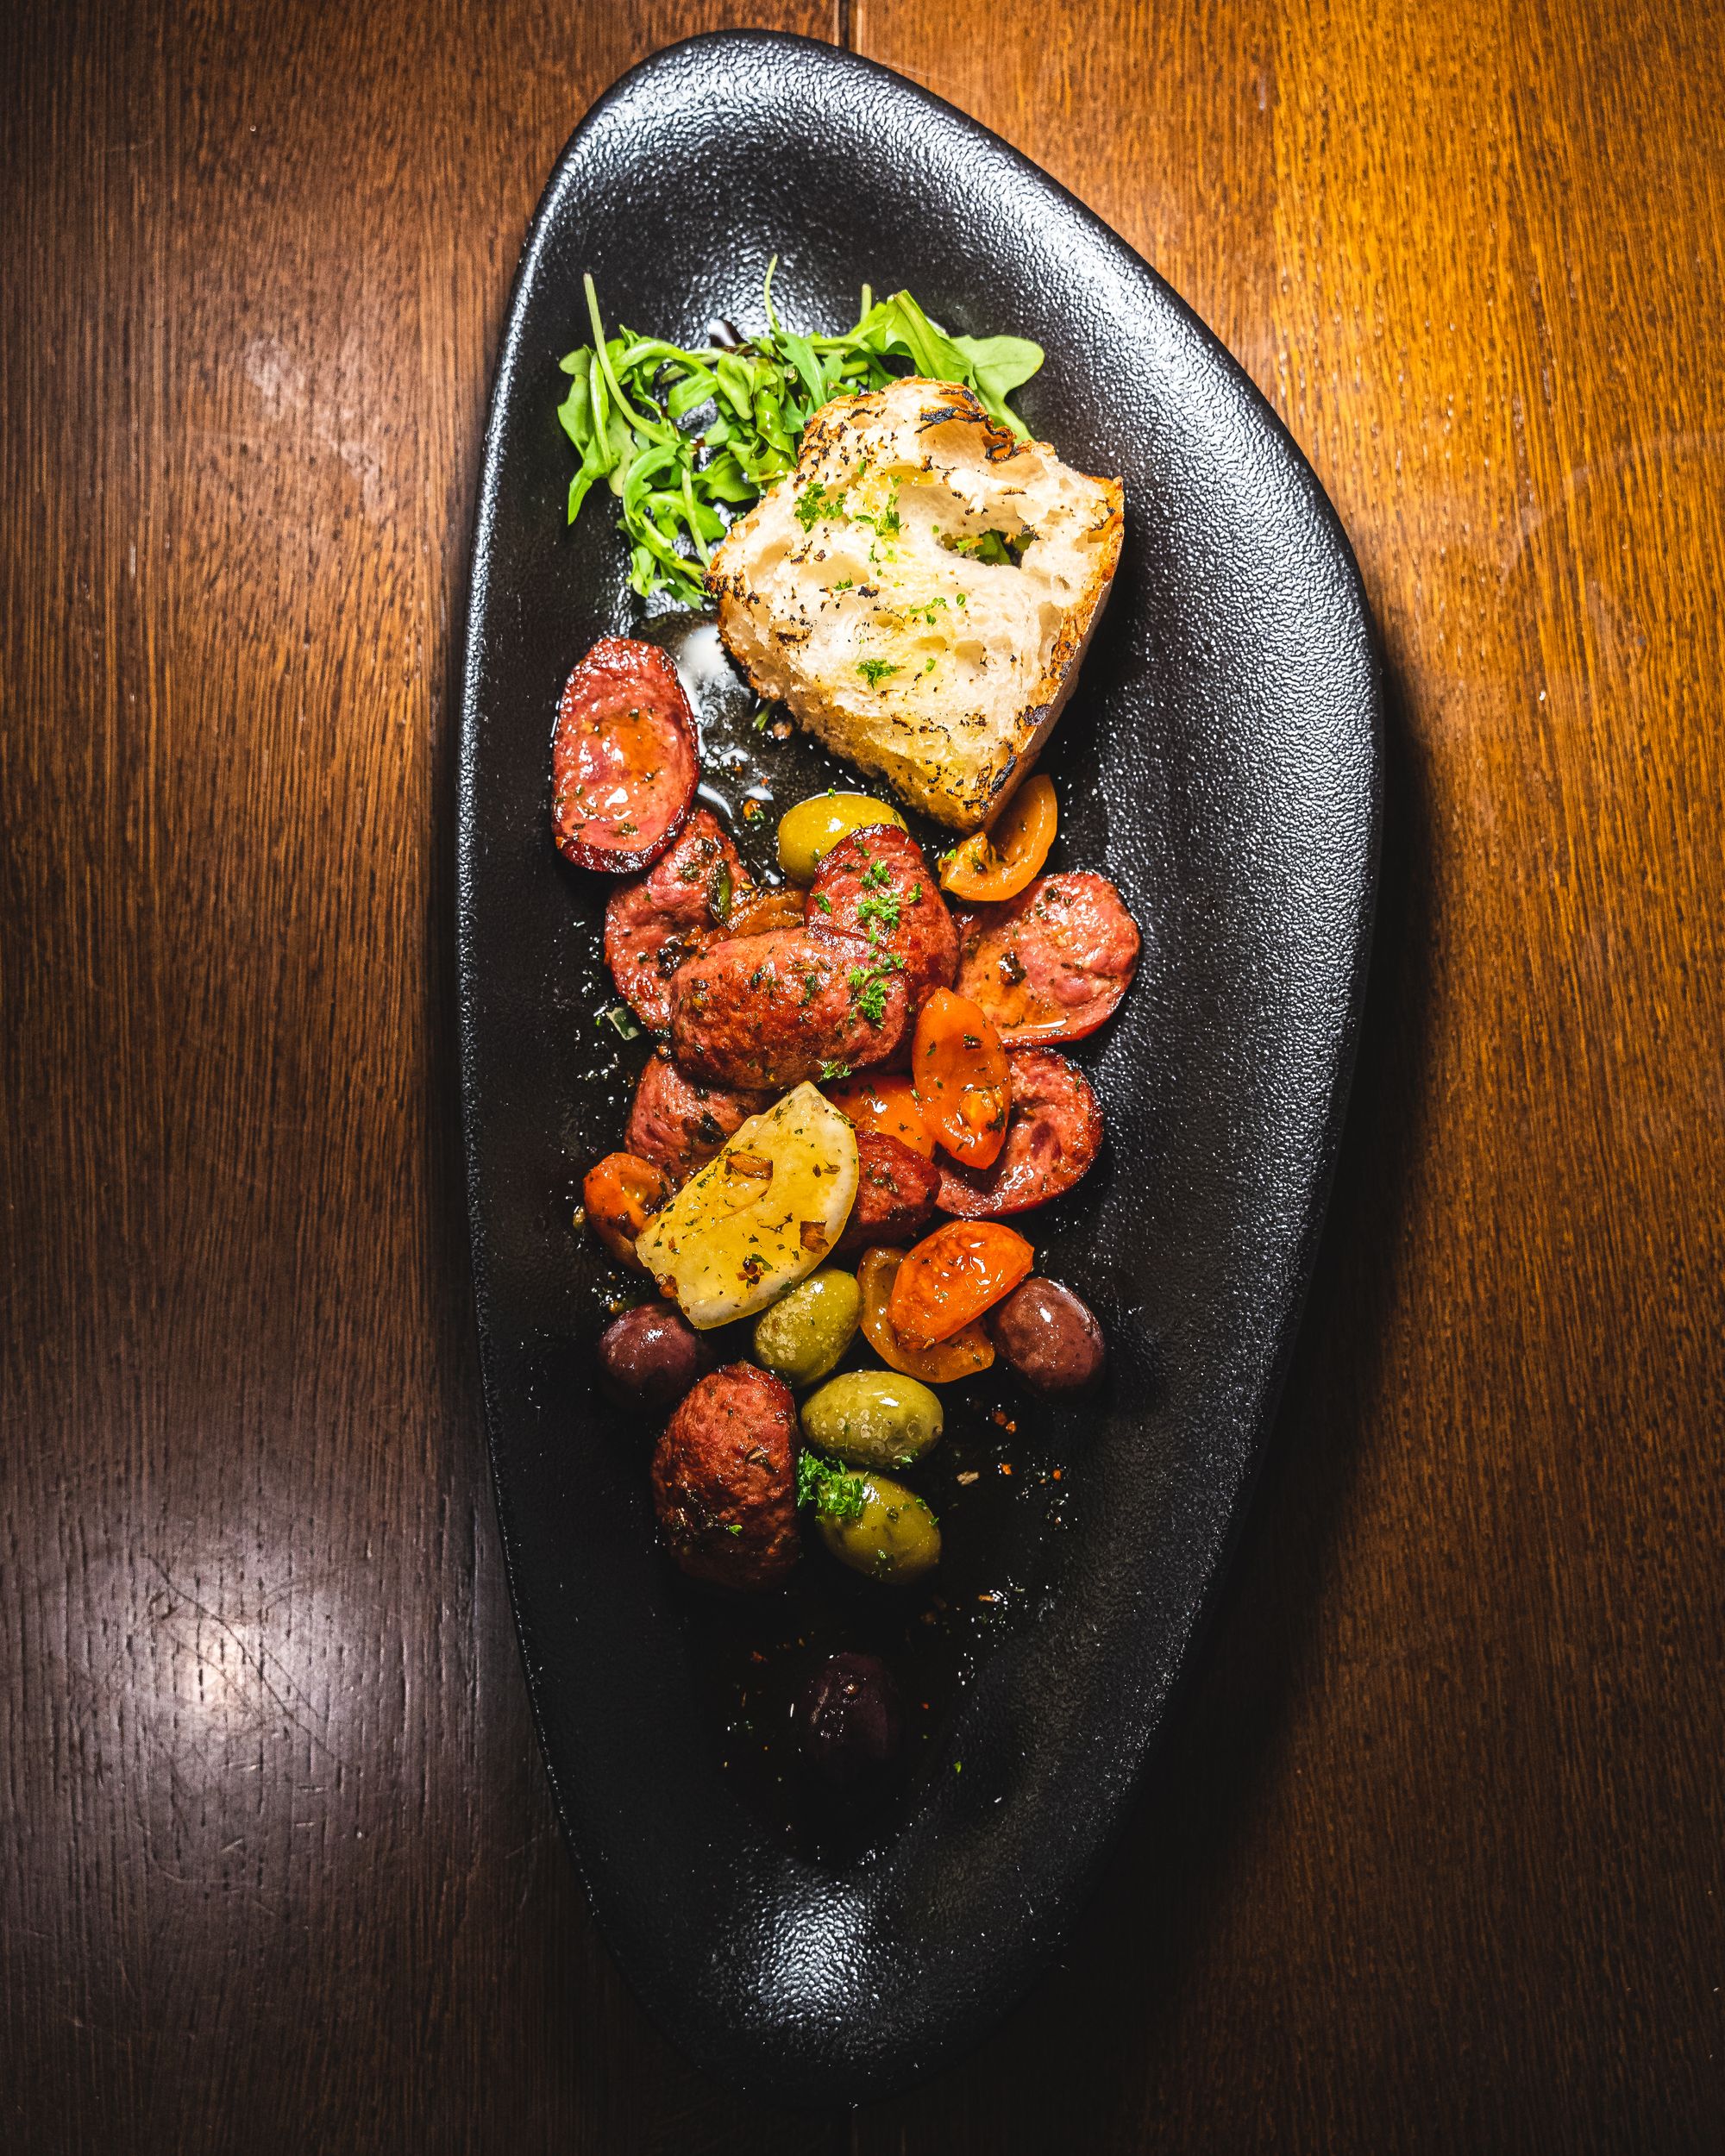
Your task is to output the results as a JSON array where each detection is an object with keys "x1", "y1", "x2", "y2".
[
  {"x1": 597, "y1": 1004, "x2": 641, "y2": 1039},
  {"x1": 845, "y1": 953, "x2": 903, "y2": 1025},
  {"x1": 797, "y1": 1448, "x2": 868, "y2": 1526},
  {"x1": 855, "y1": 476, "x2": 902, "y2": 537},
  {"x1": 812, "y1": 890, "x2": 833, "y2": 912},
  {"x1": 794, "y1": 479, "x2": 848, "y2": 530},
  {"x1": 832, "y1": 578, "x2": 855, "y2": 592},
  {"x1": 819, "y1": 1058, "x2": 851, "y2": 1081},
  {"x1": 856, "y1": 659, "x2": 900, "y2": 688},
  {"x1": 860, "y1": 860, "x2": 893, "y2": 889},
  {"x1": 856, "y1": 888, "x2": 902, "y2": 937}
]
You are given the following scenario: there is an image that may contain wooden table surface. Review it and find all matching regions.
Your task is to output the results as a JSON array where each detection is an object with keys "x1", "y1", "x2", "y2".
[{"x1": 6, "y1": 2, "x2": 1722, "y2": 2148}]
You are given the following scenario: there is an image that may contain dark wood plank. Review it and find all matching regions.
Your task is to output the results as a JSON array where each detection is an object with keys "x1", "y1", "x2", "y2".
[
  {"x1": 0, "y1": 4, "x2": 844, "y2": 2153},
  {"x1": 847, "y1": 1, "x2": 1725, "y2": 2150}
]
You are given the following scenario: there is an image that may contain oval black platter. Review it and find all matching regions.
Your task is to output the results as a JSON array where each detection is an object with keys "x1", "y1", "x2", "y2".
[{"x1": 457, "y1": 30, "x2": 1378, "y2": 2108}]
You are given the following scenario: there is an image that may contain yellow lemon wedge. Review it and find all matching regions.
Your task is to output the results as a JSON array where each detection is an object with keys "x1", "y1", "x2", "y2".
[{"x1": 634, "y1": 1082, "x2": 859, "y2": 1329}]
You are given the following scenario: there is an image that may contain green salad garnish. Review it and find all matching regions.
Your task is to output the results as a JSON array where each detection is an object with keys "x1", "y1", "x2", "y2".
[{"x1": 555, "y1": 261, "x2": 1044, "y2": 606}]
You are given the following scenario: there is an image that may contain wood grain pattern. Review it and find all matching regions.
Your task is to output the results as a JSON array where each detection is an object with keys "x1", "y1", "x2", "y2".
[{"x1": 3, "y1": 0, "x2": 1721, "y2": 2149}]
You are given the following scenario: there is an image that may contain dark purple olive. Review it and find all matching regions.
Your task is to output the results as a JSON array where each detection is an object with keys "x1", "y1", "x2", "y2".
[
  {"x1": 987, "y1": 1277, "x2": 1106, "y2": 1395},
  {"x1": 595, "y1": 1302, "x2": 716, "y2": 1413},
  {"x1": 798, "y1": 1651, "x2": 904, "y2": 1791}
]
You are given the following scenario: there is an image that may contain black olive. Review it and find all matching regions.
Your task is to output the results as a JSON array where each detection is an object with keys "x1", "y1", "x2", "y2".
[
  {"x1": 596, "y1": 1303, "x2": 716, "y2": 1413},
  {"x1": 798, "y1": 1651, "x2": 904, "y2": 1791},
  {"x1": 987, "y1": 1277, "x2": 1106, "y2": 1395}
]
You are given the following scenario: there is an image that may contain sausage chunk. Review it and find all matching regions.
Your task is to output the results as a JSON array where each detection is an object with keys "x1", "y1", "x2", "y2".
[
  {"x1": 954, "y1": 872, "x2": 1140, "y2": 1044},
  {"x1": 936, "y1": 1047, "x2": 1103, "y2": 1218},
  {"x1": 551, "y1": 637, "x2": 699, "y2": 873},
  {"x1": 807, "y1": 824, "x2": 958, "y2": 1017},
  {"x1": 624, "y1": 1050, "x2": 772, "y2": 1182},
  {"x1": 837, "y1": 1130, "x2": 941, "y2": 1255},
  {"x1": 604, "y1": 810, "x2": 750, "y2": 1032},
  {"x1": 668, "y1": 929, "x2": 911, "y2": 1092},
  {"x1": 651, "y1": 1364, "x2": 800, "y2": 1589}
]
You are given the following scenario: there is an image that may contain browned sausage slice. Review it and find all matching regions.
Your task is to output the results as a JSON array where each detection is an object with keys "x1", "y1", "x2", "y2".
[
  {"x1": 936, "y1": 1047, "x2": 1103, "y2": 1218},
  {"x1": 551, "y1": 636, "x2": 699, "y2": 873},
  {"x1": 807, "y1": 824, "x2": 958, "y2": 1015},
  {"x1": 837, "y1": 1130, "x2": 941, "y2": 1255},
  {"x1": 651, "y1": 1364, "x2": 799, "y2": 1589},
  {"x1": 668, "y1": 929, "x2": 912, "y2": 1092},
  {"x1": 604, "y1": 810, "x2": 751, "y2": 1031},
  {"x1": 624, "y1": 1050, "x2": 772, "y2": 1182},
  {"x1": 954, "y1": 872, "x2": 1141, "y2": 1045}
]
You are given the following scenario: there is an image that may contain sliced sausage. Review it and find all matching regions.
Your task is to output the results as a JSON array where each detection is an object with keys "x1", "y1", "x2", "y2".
[
  {"x1": 651, "y1": 1363, "x2": 800, "y2": 1590},
  {"x1": 551, "y1": 636, "x2": 699, "y2": 873},
  {"x1": 954, "y1": 872, "x2": 1140, "y2": 1044},
  {"x1": 624, "y1": 1050, "x2": 772, "y2": 1182},
  {"x1": 837, "y1": 1130, "x2": 941, "y2": 1255},
  {"x1": 807, "y1": 824, "x2": 959, "y2": 1015},
  {"x1": 668, "y1": 929, "x2": 911, "y2": 1092},
  {"x1": 604, "y1": 810, "x2": 750, "y2": 1031},
  {"x1": 936, "y1": 1046, "x2": 1103, "y2": 1218}
]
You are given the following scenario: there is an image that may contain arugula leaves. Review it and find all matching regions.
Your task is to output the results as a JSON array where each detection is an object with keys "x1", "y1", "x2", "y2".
[{"x1": 555, "y1": 262, "x2": 1044, "y2": 605}]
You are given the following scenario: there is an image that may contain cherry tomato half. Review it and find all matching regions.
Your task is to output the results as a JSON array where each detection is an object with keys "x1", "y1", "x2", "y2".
[
  {"x1": 582, "y1": 1151, "x2": 674, "y2": 1269},
  {"x1": 856, "y1": 1245, "x2": 994, "y2": 1382},
  {"x1": 913, "y1": 988, "x2": 1012, "y2": 1169},
  {"x1": 938, "y1": 774, "x2": 1057, "y2": 902},
  {"x1": 728, "y1": 887, "x2": 806, "y2": 938},
  {"x1": 887, "y1": 1221, "x2": 1035, "y2": 1350},
  {"x1": 824, "y1": 1073, "x2": 937, "y2": 1160}
]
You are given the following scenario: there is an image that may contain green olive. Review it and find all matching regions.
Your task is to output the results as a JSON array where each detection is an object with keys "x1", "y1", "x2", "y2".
[
  {"x1": 776, "y1": 792, "x2": 906, "y2": 884},
  {"x1": 800, "y1": 1369, "x2": 943, "y2": 1470},
  {"x1": 752, "y1": 1270, "x2": 861, "y2": 1387},
  {"x1": 816, "y1": 1469, "x2": 942, "y2": 1584}
]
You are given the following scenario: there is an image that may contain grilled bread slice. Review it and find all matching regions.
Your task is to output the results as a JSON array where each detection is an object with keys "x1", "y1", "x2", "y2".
[{"x1": 707, "y1": 378, "x2": 1123, "y2": 831}]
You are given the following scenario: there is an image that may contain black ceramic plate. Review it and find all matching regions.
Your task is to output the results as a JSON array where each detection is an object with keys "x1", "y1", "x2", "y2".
[{"x1": 458, "y1": 30, "x2": 1377, "y2": 2107}]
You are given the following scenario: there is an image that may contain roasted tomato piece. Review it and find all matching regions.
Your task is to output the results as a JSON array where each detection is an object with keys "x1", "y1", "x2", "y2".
[
  {"x1": 856, "y1": 1245, "x2": 994, "y2": 1384},
  {"x1": 823, "y1": 1071, "x2": 936, "y2": 1159},
  {"x1": 938, "y1": 774, "x2": 1057, "y2": 902},
  {"x1": 581, "y1": 1150, "x2": 674, "y2": 1268},
  {"x1": 913, "y1": 987, "x2": 1012, "y2": 1169},
  {"x1": 728, "y1": 887, "x2": 809, "y2": 938},
  {"x1": 887, "y1": 1220, "x2": 1035, "y2": 1349},
  {"x1": 550, "y1": 637, "x2": 699, "y2": 874}
]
